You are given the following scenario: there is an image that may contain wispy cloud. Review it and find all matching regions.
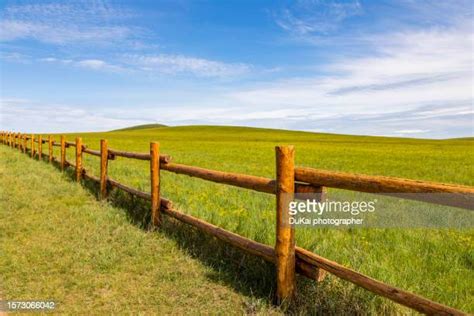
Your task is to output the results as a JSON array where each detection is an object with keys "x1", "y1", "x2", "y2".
[
  {"x1": 40, "y1": 57, "x2": 126, "y2": 72},
  {"x1": 0, "y1": 1, "x2": 135, "y2": 45},
  {"x1": 394, "y1": 129, "x2": 430, "y2": 135},
  {"x1": 0, "y1": 98, "x2": 147, "y2": 133},
  {"x1": 35, "y1": 54, "x2": 251, "y2": 77},
  {"x1": 275, "y1": 0, "x2": 362, "y2": 36},
  {"x1": 223, "y1": 21, "x2": 473, "y2": 137},
  {"x1": 122, "y1": 54, "x2": 251, "y2": 77}
]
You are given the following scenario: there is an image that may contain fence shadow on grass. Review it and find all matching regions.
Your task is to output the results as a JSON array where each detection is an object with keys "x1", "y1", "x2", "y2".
[{"x1": 44, "y1": 156, "x2": 391, "y2": 315}]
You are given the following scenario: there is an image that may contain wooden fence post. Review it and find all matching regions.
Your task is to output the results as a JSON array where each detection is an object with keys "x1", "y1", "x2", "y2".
[
  {"x1": 275, "y1": 145, "x2": 296, "y2": 304},
  {"x1": 38, "y1": 135, "x2": 42, "y2": 160},
  {"x1": 48, "y1": 136, "x2": 53, "y2": 163},
  {"x1": 60, "y1": 135, "x2": 66, "y2": 171},
  {"x1": 75, "y1": 137, "x2": 83, "y2": 182},
  {"x1": 31, "y1": 134, "x2": 34, "y2": 158},
  {"x1": 150, "y1": 142, "x2": 161, "y2": 228},
  {"x1": 100, "y1": 139, "x2": 108, "y2": 199},
  {"x1": 23, "y1": 134, "x2": 27, "y2": 153}
]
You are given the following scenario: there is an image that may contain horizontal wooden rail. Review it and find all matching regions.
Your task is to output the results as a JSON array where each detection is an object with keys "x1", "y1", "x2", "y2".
[
  {"x1": 82, "y1": 169, "x2": 100, "y2": 183},
  {"x1": 82, "y1": 147, "x2": 101, "y2": 157},
  {"x1": 65, "y1": 141, "x2": 76, "y2": 147},
  {"x1": 160, "y1": 203, "x2": 324, "y2": 282},
  {"x1": 82, "y1": 146, "x2": 116, "y2": 160},
  {"x1": 295, "y1": 167, "x2": 474, "y2": 210},
  {"x1": 161, "y1": 162, "x2": 324, "y2": 196},
  {"x1": 163, "y1": 204, "x2": 275, "y2": 262},
  {"x1": 162, "y1": 162, "x2": 276, "y2": 194},
  {"x1": 107, "y1": 177, "x2": 150, "y2": 200},
  {"x1": 159, "y1": 199, "x2": 459, "y2": 314},
  {"x1": 64, "y1": 159, "x2": 76, "y2": 169},
  {"x1": 33, "y1": 138, "x2": 47, "y2": 144},
  {"x1": 295, "y1": 247, "x2": 463, "y2": 315},
  {"x1": 108, "y1": 148, "x2": 171, "y2": 163},
  {"x1": 295, "y1": 182, "x2": 325, "y2": 196}
]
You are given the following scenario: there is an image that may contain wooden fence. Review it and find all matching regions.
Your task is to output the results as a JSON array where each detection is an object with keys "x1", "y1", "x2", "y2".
[{"x1": 1, "y1": 130, "x2": 473, "y2": 315}]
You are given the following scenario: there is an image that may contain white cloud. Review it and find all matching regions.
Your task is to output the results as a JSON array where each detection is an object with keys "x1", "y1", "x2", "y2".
[
  {"x1": 40, "y1": 57, "x2": 125, "y2": 73},
  {"x1": 123, "y1": 54, "x2": 251, "y2": 77},
  {"x1": 395, "y1": 129, "x2": 430, "y2": 134},
  {"x1": 36, "y1": 54, "x2": 249, "y2": 77},
  {"x1": 275, "y1": 0, "x2": 362, "y2": 36},
  {"x1": 76, "y1": 59, "x2": 123, "y2": 72},
  {"x1": 0, "y1": 1, "x2": 134, "y2": 45},
  {"x1": 0, "y1": 99, "x2": 146, "y2": 133},
  {"x1": 227, "y1": 22, "x2": 473, "y2": 120}
]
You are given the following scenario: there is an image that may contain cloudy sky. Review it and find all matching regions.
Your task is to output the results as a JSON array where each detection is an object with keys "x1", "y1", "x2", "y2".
[{"x1": 0, "y1": 0, "x2": 472, "y2": 138}]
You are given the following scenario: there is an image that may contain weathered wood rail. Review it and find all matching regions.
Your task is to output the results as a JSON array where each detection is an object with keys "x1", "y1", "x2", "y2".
[{"x1": 1, "y1": 130, "x2": 471, "y2": 315}]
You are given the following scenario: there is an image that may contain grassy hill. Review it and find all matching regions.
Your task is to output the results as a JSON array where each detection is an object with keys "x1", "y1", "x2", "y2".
[
  {"x1": 2, "y1": 125, "x2": 473, "y2": 313},
  {"x1": 111, "y1": 123, "x2": 167, "y2": 131}
]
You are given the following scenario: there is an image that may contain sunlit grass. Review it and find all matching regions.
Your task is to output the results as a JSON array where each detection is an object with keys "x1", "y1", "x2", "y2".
[
  {"x1": 0, "y1": 146, "x2": 281, "y2": 314},
  {"x1": 7, "y1": 125, "x2": 474, "y2": 313}
]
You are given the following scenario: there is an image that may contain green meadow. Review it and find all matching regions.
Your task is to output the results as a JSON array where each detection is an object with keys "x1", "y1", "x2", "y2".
[{"x1": 2, "y1": 125, "x2": 473, "y2": 314}]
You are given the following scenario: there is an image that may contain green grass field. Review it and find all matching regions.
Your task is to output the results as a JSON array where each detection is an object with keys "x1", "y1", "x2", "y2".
[
  {"x1": 0, "y1": 145, "x2": 281, "y2": 314},
  {"x1": 2, "y1": 125, "x2": 473, "y2": 314}
]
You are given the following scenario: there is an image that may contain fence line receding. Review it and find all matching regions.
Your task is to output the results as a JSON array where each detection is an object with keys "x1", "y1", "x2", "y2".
[{"x1": 1, "y1": 130, "x2": 473, "y2": 315}]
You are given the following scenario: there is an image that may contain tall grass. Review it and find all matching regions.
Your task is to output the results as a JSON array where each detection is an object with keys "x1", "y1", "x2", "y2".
[{"x1": 41, "y1": 126, "x2": 474, "y2": 312}]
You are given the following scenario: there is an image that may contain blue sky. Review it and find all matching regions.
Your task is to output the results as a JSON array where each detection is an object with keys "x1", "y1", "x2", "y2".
[{"x1": 0, "y1": 0, "x2": 472, "y2": 138}]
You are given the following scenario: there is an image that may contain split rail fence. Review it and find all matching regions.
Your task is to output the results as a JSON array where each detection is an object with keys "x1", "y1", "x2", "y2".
[{"x1": 1, "y1": 131, "x2": 473, "y2": 315}]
